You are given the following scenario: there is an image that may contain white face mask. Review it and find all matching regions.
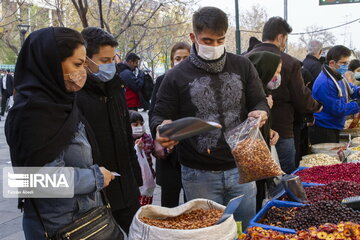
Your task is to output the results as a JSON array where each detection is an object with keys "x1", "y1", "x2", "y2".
[
  {"x1": 132, "y1": 126, "x2": 145, "y2": 138},
  {"x1": 267, "y1": 75, "x2": 282, "y2": 90},
  {"x1": 195, "y1": 37, "x2": 225, "y2": 61}
]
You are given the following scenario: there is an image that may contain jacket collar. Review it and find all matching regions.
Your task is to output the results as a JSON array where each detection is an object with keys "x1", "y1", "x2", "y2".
[
  {"x1": 188, "y1": 44, "x2": 227, "y2": 74},
  {"x1": 306, "y1": 54, "x2": 321, "y2": 63}
]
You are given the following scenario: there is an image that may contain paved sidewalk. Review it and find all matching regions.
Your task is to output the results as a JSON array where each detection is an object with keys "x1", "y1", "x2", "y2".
[{"x1": 0, "y1": 111, "x2": 178, "y2": 239}]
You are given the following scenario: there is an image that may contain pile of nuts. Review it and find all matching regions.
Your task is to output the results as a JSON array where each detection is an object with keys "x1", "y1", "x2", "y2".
[
  {"x1": 282, "y1": 181, "x2": 360, "y2": 203},
  {"x1": 262, "y1": 201, "x2": 360, "y2": 230},
  {"x1": 239, "y1": 222, "x2": 360, "y2": 240},
  {"x1": 347, "y1": 152, "x2": 360, "y2": 162},
  {"x1": 231, "y1": 138, "x2": 284, "y2": 183},
  {"x1": 140, "y1": 209, "x2": 223, "y2": 229},
  {"x1": 295, "y1": 163, "x2": 360, "y2": 184},
  {"x1": 300, "y1": 154, "x2": 340, "y2": 167}
]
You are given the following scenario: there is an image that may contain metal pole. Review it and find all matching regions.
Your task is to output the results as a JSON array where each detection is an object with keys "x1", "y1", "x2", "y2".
[
  {"x1": 98, "y1": 0, "x2": 104, "y2": 29},
  {"x1": 235, "y1": 0, "x2": 241, "y2": 54},
  {"x1": 20, "y1": 31, "x2": 25, "y2": 47},
  {"x1": 284, "y1": 0, "x2": 288, "y2": 21},
  {"x1": 284, "y1": 0, "x2": 288, "y2": 52}
]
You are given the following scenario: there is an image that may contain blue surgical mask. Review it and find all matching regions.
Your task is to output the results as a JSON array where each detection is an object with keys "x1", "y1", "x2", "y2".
[
  {"x1": 355, "y1": 72, "x2": 360, "y2": 80},
  {"x1": 87, "y1": 57, "x2": 116, "y2": 82},
  {"x1": 336, "y1": 64, "x2": 348, "y2": 76}
]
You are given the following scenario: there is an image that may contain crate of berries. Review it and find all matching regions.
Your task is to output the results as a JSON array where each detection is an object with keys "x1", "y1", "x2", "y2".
[
  {"x1": 248, "y1": 200, "x2": 360, "y2": 233},
  {"x1": 294, "y1": 162, "x2": 360, "y2": 184},
  {"x1": 277, "y1": 181, "x2": 360, "y2": 203}
]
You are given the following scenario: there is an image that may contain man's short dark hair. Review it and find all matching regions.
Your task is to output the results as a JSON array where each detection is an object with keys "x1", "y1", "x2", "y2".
[
  {"x1": 81, "y1": 27, "x2": 118, "y2": 58},
  {"x1": 262, "y1": 17, "x2": 292, "y2": 41},
  {"x1": 126, "y1": 53, "x2": 140, "y2": 62},
  {"x1": 349, "y1": 59, "x2": 360, "y2": 72},
  {"x1": 6, "y1": 69, "x2": 10, "y2": 73},
  {"x1": 192, "y1": 7, "x2": 228, "y2": 35},
  {"x1": 326, "y1": 45, "x2": 351, "y2": 64}
]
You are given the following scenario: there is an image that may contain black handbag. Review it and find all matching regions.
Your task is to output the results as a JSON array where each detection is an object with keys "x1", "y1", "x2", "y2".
[{"x1": 30, "y1": 190, "x2": 126, "y2": 240}]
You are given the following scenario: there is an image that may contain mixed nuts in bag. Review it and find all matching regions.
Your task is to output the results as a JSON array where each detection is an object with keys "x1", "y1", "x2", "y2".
[{"x1": 225, "y1": 117, "x2": 284, "y2": 183}]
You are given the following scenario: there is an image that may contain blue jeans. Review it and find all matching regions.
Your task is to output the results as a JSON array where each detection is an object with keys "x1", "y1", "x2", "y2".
[
  {"x1": 181, "y1": 165, "x2": 256, "y2": 228},
  {"x1": 275, "y1": 137, "x2": 296, "y2": 174}
]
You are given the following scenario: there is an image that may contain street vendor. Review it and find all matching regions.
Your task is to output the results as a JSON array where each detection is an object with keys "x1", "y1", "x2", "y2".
[{"x1": 309, "y1": 45, "x2": 360, "y2": 144}]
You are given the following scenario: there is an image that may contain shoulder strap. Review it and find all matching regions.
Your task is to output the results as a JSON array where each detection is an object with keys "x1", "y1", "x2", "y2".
[{"x1": 30, "y1": 199, "x2": 51, "y2": 240}]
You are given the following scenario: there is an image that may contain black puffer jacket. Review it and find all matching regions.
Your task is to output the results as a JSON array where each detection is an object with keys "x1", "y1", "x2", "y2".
[{"x1": 76, "y1": 73, "x2": 142, "y2": 211}]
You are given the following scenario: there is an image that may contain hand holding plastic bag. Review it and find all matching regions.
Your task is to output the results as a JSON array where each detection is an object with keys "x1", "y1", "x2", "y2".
[{"x1": 225, "y1": 117, "x2": 284, "y2": 184}]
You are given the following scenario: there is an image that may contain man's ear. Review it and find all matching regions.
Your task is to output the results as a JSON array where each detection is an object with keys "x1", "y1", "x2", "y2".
[{"x1": 190, "y1": 32, "x2": 196, "y2": 43}]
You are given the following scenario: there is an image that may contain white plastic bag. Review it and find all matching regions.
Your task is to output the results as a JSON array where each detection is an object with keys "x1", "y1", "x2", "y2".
[
  {"x1": 135, "y1": 145, "x2": 156, "y2": 197},
  {"x1": 225, "y1": 117, "x2": 284, "y2": 183},
  {"x1": 128, "y1": 198, "x2": 237, "y2": 240}
]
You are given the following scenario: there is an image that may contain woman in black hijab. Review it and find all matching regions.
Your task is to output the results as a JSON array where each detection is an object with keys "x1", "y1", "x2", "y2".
[
  {"x1": 5, "y1": 27, "x2": 114, "y2": 239},
  {"x1": 248, "y1": 51, "x2": 282, "y2": 212}
]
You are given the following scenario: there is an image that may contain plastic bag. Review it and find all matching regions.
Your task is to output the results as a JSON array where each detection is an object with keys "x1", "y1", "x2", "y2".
[
  {"x1": 135, "y1": 145, "x2": 156, "y2": 204},
  {"x1": 225, "y1": 117, "x2": 284, "y2": 183}
]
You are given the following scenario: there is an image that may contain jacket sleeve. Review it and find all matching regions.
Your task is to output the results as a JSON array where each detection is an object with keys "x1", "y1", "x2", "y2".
[
  {"x1": 44, "y1": 152, "x2": 104, "y2": 195},
  {"x1": 350, "y1": 83, "x2": 360, "y2": 99},
  {"x1": 245, "y1": 60, "x2": 270, "y2": 115},
  {"x1": 120, "y1": 69, "x2": 144, "y2": 92},
  {"x1": 289, "y1": 62, "x2": 321, "y2": 114},
  {"x1": 124, "y1": 103, "x2": 143, "y2": 186},
  {"x1": 313, "y1": 79, "x2": 359, "y2": 117},
  {"x1": 150, "y1": 71, "x2": 179, "y2": 137},
  {"x1": 148, "y1": 75, "x2": 164, "y2": 127}
]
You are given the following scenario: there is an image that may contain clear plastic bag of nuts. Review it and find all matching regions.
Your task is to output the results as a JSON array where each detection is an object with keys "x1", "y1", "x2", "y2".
[{"x1": 225, "y1": 117, "x2": 284, "y2": 184}]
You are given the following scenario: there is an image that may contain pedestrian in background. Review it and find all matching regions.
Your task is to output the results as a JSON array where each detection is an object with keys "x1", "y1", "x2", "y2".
[
  {"x1": 345, "y1": 59, "x2": 360, "y2": 85},
  {"x1": 303, "y1": 40, "x2": 323, "y2": 84},
  {"x1": 149, "y1": 41, "x2": 190, "y2": 208},
  {"x1": 247, "y1": 17, "x2": 322, "y2": 174},
  {"x1": 118, "y1": 53, "x2": 144, "y2": 111},
  {"x1": 1, "y1": 69, "x2": 14, "y2": 117}
]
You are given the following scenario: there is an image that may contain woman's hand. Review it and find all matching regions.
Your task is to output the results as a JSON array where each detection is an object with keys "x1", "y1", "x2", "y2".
[
  {"x1": 99, "y1": 167, "x2": 115, "y2": 187},
  {"x1": 135, "y1": 138, "x2": 144, "y2": 150}
]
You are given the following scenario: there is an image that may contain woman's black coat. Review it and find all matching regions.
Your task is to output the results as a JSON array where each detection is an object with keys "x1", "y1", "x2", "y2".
[{"x1": 76, "y1": 73, "x2": 142, "y2": 211}]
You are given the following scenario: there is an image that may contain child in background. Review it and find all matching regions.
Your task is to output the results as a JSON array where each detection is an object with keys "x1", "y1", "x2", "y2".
[{"x1": 129, "y1": 110, "x2": 156, "y2": 205}]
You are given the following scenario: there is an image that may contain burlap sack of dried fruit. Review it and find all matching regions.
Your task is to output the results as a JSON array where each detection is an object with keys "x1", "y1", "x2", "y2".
[
  {"x1": 225, "y1": 117, "x2": 284, "y2": 184},
  {"x1": 128, "y1": 198, "x2": 237, "y2": 240}
]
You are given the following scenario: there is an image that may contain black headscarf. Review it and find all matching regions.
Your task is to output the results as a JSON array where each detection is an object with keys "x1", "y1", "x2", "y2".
[
  {"x1": 248, "y1": 51, "x2": 281, "y2": 95},
  {"x1": 5, "y1": 27, "x2": 80, "y2": 167}
]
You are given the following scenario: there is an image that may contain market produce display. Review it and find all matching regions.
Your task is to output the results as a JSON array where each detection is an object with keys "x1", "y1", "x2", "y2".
[
  {"x1": 261, "y1": 201, "x2": 360, "y2": 230},
  {"x1": 231, "y1": 138, "x2": 284, "y2": 183},
  {"x1": 295, "y1": 163, "x2": 360, "y2": 184},
  {"x1": 344, "y1": 119, "x2": 360, "y2": 129},
  {"x1": 139, "y1": 209, "x2": 223, "y2": 229},
  {"x1": 347, "y1": 152, "x2": 360, "y2": 162},
  {"x1": 282, "y1": 181, "x2": 360, "y2": 203},
  {"x1": 240, "y1": 222, "x2": 360, "y2": 240},
  {"x1": 300, "y1": 154, "x2": 341, "y2": 167},
  {"x1": 351, "y1": 146, "x2": 360, "y2": 151}
]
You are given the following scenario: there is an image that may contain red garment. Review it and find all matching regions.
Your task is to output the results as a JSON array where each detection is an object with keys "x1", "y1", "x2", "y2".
[
  {"x1": 141, "y1": 133, "x2": 155, "y2": 177},
  {"x1": 125, "y1": 87, "x2": 140, "y2": 108},
  {"x1": 138, "y1": 195, "x2": 153, "y2": 206}
]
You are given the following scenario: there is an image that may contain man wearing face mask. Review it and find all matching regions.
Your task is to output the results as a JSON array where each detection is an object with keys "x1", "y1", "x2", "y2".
[
  {"x1": 76, "y1": 27, "x2": 142, "y2": 234},
  {"x1": 309, "y1": 46, "x2": 360, "y2": 145},
  {"x1": 150, "y1": 7, "x2": 269, "y2": 228},
  {"x1": 118, "y1": 53, "x2": 145, "y2": 111},
  {"x1": 246, "y1": 17, "x2": 322, "y2": 175}
]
